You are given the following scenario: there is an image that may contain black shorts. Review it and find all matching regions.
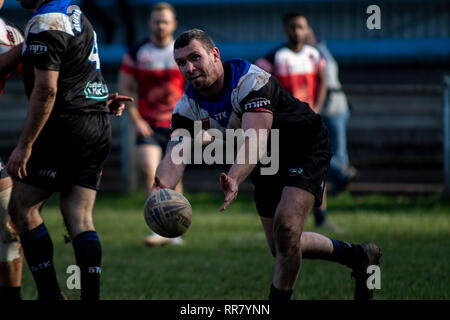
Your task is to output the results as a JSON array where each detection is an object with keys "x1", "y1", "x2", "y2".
[
  {"x1": 136, "y1": 127, "x2": 171, "y2": 153},
  {"x1": 0, "y1": 157, "x2": 9, "y2": 179},
  {"x1": 21, "y1": 113, "x2": 111, "y2": 191},
  {"x1": 251, "y1": 117, "x2": 332, "y2": 218}
]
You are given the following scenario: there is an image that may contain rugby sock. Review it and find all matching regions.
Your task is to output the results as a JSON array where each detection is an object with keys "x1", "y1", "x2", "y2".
[
  {"x1": 0, "y1": 286, "x2": 21, "y2": 300},
  {"x1": 72, "y1": 231, "x2": 102, "y2": 300},
  {"x1": 269, "y1": 284, "x2": 293, "y2": 300},
  {"x1": 20, "y1": 223, "x2": 61, "y2": 299},
  {"x1": 329, "y1": 239, "x2": 365, "y2": 268},
  {"x1": 314, "y1": 208, "x2": 326, "y2": 226}
]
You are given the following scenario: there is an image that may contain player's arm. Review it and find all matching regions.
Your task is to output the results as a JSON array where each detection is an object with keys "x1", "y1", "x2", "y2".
[
  {"x1": 6, "y1": 68, "x2": 58, "y2": 179},
  {"x1": 151, "y1": 129, "x2": 190, "y2": 194},
  {"x1": 220, "y1": 112, "x2": 273, "y2": 211},
  {"x1": 0, "y1": 43, "x2": 22, "y2": 79},
  {"x1": 313, "y1": 59, "x2": 327, "y2": 113},
  {"x1": 118, "y1": 69, "x2": 152, "y2": 136}
]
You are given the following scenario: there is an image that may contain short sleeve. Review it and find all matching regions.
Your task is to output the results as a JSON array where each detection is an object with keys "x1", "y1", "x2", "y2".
[
  {"x1": 25, "y1": 30, "x2": 69, "y2": 71},
  {"x1": 239, "y1": 77, "x2": 279, "y2": 115}
]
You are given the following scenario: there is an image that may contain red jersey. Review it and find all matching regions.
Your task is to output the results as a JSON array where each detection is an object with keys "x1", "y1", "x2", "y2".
[
  {"x1": 120, "y1": 40, "x2": 185, "y2": 128},
  {"x1": 0, "y1": 17, "x2": 23, "y2": 96},
  {"x1": 256, "y1": 44, "x2": 324, "y2": 109}
]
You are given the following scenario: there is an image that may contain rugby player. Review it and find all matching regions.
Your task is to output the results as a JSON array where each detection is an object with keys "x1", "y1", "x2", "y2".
[
  {"x1": 119, "y1": 2, "x2": 185, "y2": 246},
  {"x1": 151, "y1": 29, "x2": 382, "y2": 300},
  {"x1": 0, "y1": 0, "x2": 24, "y2": 300},
  {"x1": 256, "y1": 12, "x2": 335, "y2": 230},
  {"x1": 6, "y1": 0, "x2": 132, "y2": 300}
]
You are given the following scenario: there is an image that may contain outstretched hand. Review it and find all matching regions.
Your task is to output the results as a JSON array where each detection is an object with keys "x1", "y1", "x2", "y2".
[
  {"x1": 107, "y1": 92, "x2": 133, "y2": 117},
  {"x1": 220, "y1": 173, "x2": 238, "y2": 211}
]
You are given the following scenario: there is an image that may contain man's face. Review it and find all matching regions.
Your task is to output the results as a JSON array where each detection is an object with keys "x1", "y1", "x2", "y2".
[
  {"x1": 17, "y1": 0, "x2": 41, "y2": 10},
  {"x1": 285, "y1": 16, "x2": 309, "y2": 45},
  {"x1": 0, "y1": 0, "x2": 4, "y2": 10},
  {"x1": 174, "y1": 39, "x2": 221, "y2": 92},
  {"x1": 149, "y1": 9, "x2": 177, "y2": 41}
]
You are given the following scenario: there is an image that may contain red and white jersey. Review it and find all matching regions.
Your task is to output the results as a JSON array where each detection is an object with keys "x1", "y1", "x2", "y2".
[
  {"x1": 0, "y1": 17, "x2": 23, "y2": 96},
  {"x1": 120, "y1": 40, "x2": 185, "y2": 128},
  {"x1": 256, "y1": 44, "x2": 324, "y2": 109}
]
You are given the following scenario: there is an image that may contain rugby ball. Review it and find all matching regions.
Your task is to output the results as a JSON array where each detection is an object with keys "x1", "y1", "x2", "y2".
[{"x1": 144, "y1": 189, "x2": 192, "y2": 238}]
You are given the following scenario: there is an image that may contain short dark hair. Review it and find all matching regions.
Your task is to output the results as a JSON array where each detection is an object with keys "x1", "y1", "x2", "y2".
[
  {"x1": 151, "y1": 2, "x2": 176, "y2": 17},
  {"x1": 174, "y1": 29, "x2": 215, "y2": 51},
  {"x1": 283, "y1": 11, "x2": 307, "y2": 26}
]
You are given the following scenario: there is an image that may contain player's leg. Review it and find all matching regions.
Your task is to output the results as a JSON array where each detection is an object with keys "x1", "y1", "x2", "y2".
[
  {"x1": 60, "y1": 185, "x2": 101, "y2": 300},
  {"x1": 137, "y1": 144, "x2": 163, "y2": 196},
  {"x1": 260, "y1": 203, "x2": 381, "y2": 300},
  {"x1": 270, "y1": 186, "x2": 314, "y2": 297},
  {"x1": 0, "y1": 172, "x2": 23, "y2": 300},
  {"x1": 7, "y1": 180, "x2": 64, "y2": 300}
]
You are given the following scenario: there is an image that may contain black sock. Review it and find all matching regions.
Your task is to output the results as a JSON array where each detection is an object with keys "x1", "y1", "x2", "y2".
[
  {"x1": 314, "y1": 208, "x2": 326, "y2": 226},
  {"x1": 269, "y1": 284, "x2": 293, "y2": 300},
  {"x1": 20, "y1": 223, "x2": 60, "y2": 299},
  {"x1": 329, "y1": 239, "x2": 365, "y2": 268},
  {"x1": 72, "y1": 231, "x2": 102, "y2": 300},
  {"x1": 0, "y1": 286, "x2": 21, "y2": 300}
]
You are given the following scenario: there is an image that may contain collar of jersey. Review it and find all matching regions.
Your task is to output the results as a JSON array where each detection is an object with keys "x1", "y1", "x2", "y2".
[{"x1": 32, "y1": 0, "x2": 71, "y2": 18}]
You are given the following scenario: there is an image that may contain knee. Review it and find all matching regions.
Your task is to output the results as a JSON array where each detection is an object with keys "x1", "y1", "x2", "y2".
[
  {"x1": 66, "y1": 217, "x2": 95, "y2": 239},
  {"x1": 273, "y1": 217, "x2": 302, "y2": 255}
]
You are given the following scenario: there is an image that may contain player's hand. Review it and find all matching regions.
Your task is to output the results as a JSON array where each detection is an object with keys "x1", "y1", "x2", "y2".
[
  {"x1": 149, "y1": 176, "x2": 167, "y2": 195},
  {"x1": 6, "y1": 143, "x2": 32, "y2": 180},
  {"x1": 135, "y1": 118, "x2": 153, "y2": 137},
  {"x1": 107, "y1": 92, "x2": 133, "y2": 117},
  {"x1": 220, "y1": 173, "x2": 238, "y2": 211}
]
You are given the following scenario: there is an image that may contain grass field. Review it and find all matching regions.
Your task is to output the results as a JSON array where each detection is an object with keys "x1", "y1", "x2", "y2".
[{"x1": 19, "y1": 191, "x2": 450, "y2": 300}]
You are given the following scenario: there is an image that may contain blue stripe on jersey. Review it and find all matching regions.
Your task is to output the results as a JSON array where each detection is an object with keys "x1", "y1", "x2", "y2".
[
  {"x1": 185, "y1": 59, "x2": 251, "y2": 128},
  {"x1": 32, "y1": 0, "x2": 71, "y2": 18}
]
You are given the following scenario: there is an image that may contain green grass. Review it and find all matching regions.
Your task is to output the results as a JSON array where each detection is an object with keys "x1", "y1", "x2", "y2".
[{"x1": 19, "y1": 192, "x2": 450, "y2": 300}]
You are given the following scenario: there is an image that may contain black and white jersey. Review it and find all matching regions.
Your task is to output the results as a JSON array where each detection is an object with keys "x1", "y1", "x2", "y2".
[
  {"x1": 22, "y1": 0, "x2": 109, "y2": 114},
  {"x1": 171, "y1": 59, "x2": 322, "y2": 136}
]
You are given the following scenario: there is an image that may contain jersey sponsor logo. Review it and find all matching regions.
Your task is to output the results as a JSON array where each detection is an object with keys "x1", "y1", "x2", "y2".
[
  {"x1": 27, "y1": 41, "x2": 48, "y2": 55},
  {"x1": 244, "y1": 98, "x2": 271, "y2": 111},
  {"x1": 6, "y1": 30, "x2": 15, "y2": 44},
  {"x1": 67, "y1": 5, "x2": 83, "y2": 33},
  {"x1": 83, "y1": 80, "x2": 108, "y2": 101},
  {"x1": 38, "y1": 169, "x2": 57, "y2": 179},
  {"x1": 288, "y1": 168, "x2": 303, "y2": 177},
  {"x1": 212, "y1": 111, "x2": 228, "y2": 121}
]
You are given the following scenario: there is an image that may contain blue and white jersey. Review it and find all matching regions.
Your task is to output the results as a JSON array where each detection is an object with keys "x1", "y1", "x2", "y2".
[
  {"x1": 22, "y1": 0, "x2": 109, "y2": 114},
  {"x1": 170, "y1": 59, "x2": 320, "y2": 136}
]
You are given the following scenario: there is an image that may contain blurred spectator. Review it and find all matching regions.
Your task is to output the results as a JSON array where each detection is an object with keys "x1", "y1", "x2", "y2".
[
  {"x1": 118, "y1": 2, "x2": 185, "y2": 246},
  {"x1": 81, "y1": 0, "x2": 135, "y2": 48},
  {"x1": 256, "y1": 11, "x2": 336, "y2": 231},
  {"x1": 306, "y1": 28, "x2": 358, "y2": 195}
]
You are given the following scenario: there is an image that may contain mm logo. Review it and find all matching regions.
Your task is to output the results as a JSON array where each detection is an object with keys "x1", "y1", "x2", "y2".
[
  {"x1": 244, "y1": 98, "x2": 271, "y2": 111},
  {"x1": 288, "y1": 168, "x2": 303, "y2": 176},
  {"x1": 28, "y1": 41, "x2": 48, "y2": 54}
]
